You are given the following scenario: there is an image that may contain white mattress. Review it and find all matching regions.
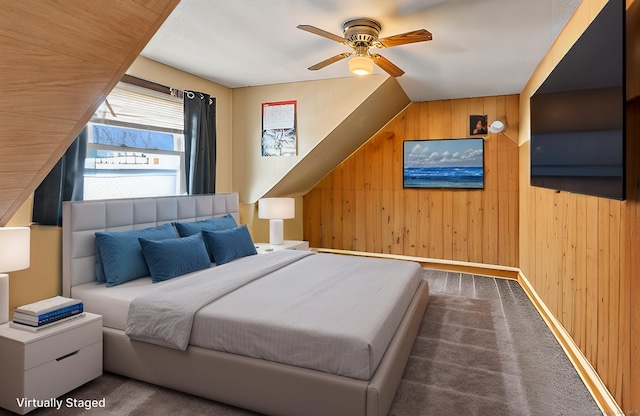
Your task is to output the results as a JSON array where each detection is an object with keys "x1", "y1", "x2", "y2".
[
  {"x1": 73, "y1": 251, "x2": 423, "y2": 380},
  {"x1": 71, "y1": 272, "x2": 194, "y2": 330}
]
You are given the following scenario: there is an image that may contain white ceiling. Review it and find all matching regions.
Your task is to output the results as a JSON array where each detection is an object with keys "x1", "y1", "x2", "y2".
[{"x1": 141, "y1": 0, "x2": 581, "y2": 102}]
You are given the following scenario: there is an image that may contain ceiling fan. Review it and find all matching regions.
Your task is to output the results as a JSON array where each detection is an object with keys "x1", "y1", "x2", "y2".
[{"x1": 297, "y1": 18, "x2": 432, "y2": 77}]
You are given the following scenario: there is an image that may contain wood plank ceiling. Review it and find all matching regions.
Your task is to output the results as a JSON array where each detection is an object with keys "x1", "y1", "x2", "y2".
[{"x1": 0, "y1": 0, "x2": 180, "y2": 225}]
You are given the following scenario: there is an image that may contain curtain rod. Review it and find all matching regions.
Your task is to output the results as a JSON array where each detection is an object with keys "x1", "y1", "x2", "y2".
[{"x1": 120, "y1": 74, "x2": 184, "y2": 99}]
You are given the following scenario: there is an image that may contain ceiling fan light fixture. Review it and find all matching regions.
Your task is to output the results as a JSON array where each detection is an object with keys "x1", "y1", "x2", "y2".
[{"x1": 349, "y1": 55, "x2": 374, "y2": 76}]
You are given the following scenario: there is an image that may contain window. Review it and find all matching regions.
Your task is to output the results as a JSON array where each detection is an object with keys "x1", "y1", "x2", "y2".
[{"x1": 84, "y1": 81, "x2": 185, "y2": 200}]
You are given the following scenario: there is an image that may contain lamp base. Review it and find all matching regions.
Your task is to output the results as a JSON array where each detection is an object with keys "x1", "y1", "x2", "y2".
[
  {"x1": 269, "y1": 219, "x2": 284, "y2": 245},
  {"x1": 0, "y1": 273, "x2": 8, "y2": 325}
]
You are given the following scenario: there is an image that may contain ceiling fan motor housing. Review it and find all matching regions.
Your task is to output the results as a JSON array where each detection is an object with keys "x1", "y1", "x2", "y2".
[{"x1": 342, "y1": 18, "x2": 381, "y2": 46}]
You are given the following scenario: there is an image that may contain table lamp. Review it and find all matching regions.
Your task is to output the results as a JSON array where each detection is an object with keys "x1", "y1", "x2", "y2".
[
  {"x1": 0, "y1": 227, "x2": 31, "y2": 325},
  {"x1": 258, "y1": 198, "x2": 295, "y2": 245}
]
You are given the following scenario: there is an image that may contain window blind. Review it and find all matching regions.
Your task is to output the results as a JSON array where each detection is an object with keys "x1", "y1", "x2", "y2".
[{"x1": 92, "y1": 82, "x2": 184, "y2": 133}]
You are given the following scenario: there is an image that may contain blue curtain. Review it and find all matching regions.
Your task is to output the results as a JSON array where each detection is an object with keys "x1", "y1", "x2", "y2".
[
  {"x1": 32, "y1": 128, "x2": 87, "y2": 226},
  {"x1": 184, "y1": 91, "x2": 216, "y2": 194}
]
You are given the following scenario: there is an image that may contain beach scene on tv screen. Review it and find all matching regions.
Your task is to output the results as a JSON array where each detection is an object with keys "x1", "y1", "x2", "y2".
[{"x1": 403, "y1": 139, "x2": 484, "y2": 189}]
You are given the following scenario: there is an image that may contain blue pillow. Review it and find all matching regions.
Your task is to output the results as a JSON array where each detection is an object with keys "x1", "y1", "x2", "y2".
[
  {"x1": 95, "y1": 223, "x2": 178, "y2": 287},
  {"x1": 202, "y1": 225, "x2": 257, "y2": 265},
  {"x1": 95, "y1": 240, "x2": 107, "y2": 284},
  {"x1": 174, "y1": 214, "x2": 237, "y2": 237},
  {"x1": 139, "y1": 233, "x2": 211, "y2": 283}
]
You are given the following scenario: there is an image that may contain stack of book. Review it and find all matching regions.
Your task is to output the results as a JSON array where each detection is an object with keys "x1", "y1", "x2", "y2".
[{"x1": 10, "y1": 296, "x2": 84, "y2": 332}]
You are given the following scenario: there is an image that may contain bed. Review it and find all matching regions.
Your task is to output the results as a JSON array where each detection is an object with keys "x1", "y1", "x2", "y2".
[{"x1": 62, "y1": 193, "x2": 429, "y2": 416}]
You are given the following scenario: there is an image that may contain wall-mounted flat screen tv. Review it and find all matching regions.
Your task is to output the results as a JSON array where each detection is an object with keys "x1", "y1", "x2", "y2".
[
  {"x1": 403, "y1": 138, "x2": 484, "y2": 189},
  {"x1": 530, "y1": 0, "x2": 625, "y2": 200}
]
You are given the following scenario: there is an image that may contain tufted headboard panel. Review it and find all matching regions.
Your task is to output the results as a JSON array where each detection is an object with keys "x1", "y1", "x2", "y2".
[{"x1": 62, "y1": 193, "x2": 239, "y2": 296}]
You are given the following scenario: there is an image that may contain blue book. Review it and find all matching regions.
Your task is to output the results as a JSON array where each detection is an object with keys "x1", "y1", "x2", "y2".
[
  {"x1": 13, "y1": 303, "x2": 83, "y2": 326},
  {"x1": 10, "y1": 313, "x2": 86, "y2": 332}
]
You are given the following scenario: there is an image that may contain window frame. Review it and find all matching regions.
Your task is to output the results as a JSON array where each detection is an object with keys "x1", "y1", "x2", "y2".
[{"x1": 83, "y1": 78, "x2": 186, "y2": 200}]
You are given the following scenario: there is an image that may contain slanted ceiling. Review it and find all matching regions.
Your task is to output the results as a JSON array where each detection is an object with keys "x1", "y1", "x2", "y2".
[
  {"x1": 265, "y1": 77, "x2": 410, "y2": 199},
  {"x1": 0, "y1": 0, "x2": 180, "y2": 226}
]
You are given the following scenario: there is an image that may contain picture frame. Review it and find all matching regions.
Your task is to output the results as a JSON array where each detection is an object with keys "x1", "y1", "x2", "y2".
[
  {"x1": 470, "y1": 114, "x2": 488, "y2": 135},
  {"x1": 403, "y1": 138, "x2": 484, "y2": 189},
  {"x1": 261, "y1": 100, "x2": 297, "y2": 156}
]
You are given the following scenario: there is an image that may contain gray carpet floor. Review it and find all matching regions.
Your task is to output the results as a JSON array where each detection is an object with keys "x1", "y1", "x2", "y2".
[
  {"x1": 395, "y1": 270, "x2": 600, "y2": 416},
  {"x1": 1, "y1": 271, "x2": 600, "y2": 416}
]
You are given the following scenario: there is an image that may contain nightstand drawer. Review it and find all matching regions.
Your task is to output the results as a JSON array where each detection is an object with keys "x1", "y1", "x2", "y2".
[
  {"x1": 24, "y1": 342, "x2": 102, "y2": 411},
  {"x1": 0, "y1": 313, "x2": 103, "y2": 415},
  {"x1": 23, "y1": 318, "x2": 102, "y2": 370}
]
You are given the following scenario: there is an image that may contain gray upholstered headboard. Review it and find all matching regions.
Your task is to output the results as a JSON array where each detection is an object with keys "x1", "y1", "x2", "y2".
[{"x1": 62, "y1": 193, "x2": 239, "y2": 296}]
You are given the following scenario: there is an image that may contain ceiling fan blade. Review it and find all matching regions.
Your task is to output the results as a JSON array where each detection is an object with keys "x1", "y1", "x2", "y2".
[
  {"x1": 308, "y1": 53, "x2": 350, "y2": 71},
  {"x1": 377, "y1": 29, "x2": 432, "y2": 48},
  {"x1": 297, "y1": 25, "x2": 345, "y2": 44},
  {"x1": 371, "y1": 54, "x2": 405, "y2": 77}
]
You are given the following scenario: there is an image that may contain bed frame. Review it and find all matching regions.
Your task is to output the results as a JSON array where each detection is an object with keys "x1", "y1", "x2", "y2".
[{"x1": 62, "y1": 193, "x2": 429, "y2": 416}]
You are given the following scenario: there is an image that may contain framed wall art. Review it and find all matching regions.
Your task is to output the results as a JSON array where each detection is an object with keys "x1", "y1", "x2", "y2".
[
  {"x1": 261, "y1": 100, "x2": 297, "y2": 156},
  {"x1": 470, "y1": 114, "x2": 488, "y2": 135},
  {"x1": 403, "y1": 138, "x2": 484, "y2": 189}
]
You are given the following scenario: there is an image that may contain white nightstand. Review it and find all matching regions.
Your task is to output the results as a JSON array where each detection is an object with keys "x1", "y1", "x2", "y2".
[
  {"x1": 0, "y1": 313, "x2": 103, "y2": 415},
  {"x1": 254, "y1": 240, "x2": 310, "y2": 254}
]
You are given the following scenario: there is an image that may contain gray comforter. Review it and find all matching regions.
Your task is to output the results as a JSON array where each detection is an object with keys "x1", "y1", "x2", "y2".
[
  {"x1": 126, "y1": 249, "x2": 312, "y2": 350},
  {"x1": 126, "y1": 250, "x2": 422, "y2": 380}
]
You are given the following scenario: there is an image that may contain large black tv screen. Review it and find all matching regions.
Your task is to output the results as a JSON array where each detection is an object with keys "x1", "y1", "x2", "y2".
[{"x1": 530, "y1": 0, "x2": 625, "y2": 200}]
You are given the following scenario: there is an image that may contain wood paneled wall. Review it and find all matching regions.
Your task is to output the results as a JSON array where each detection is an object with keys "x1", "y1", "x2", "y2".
[
  {"x1": 518, "y1": 97, "x2": 638, "y2": 415},
  {"x1": 517, "y1": 1, "x2": 639, "y2": 411},
  {"x1": 628, "y1": 98, "x2": 640, "y2": 414},
  {"x1": 304, "y1": 95, "x2": 519, "y2": 267}
]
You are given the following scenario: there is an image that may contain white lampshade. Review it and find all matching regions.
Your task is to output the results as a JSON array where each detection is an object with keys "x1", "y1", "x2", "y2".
[
  {"x1": 0, "y1": 227, "x2": 30, "y2": 272},
  {"x1": 258, "y1": 198, "x2": 295, "y2": 246},
  {"x1": 349, "y1": 55, "x2": 374, "y2": 76},
  {"x1": 0, "y1": 226, "x2": 30, "y2": 325},
  {"x1": 258, "y1": 198, "x2": 295, "y2": 220}
]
